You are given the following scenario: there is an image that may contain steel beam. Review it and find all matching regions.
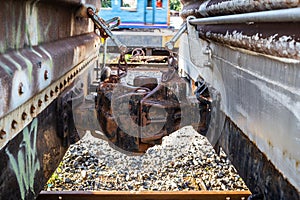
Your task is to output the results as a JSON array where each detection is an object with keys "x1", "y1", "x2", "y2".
[
  {"x1": 38, "y1": 191, "x2": 251, "y2": 200},
  {"x1": 0, "y1": 0, "x2": 101, "y2": 199},
  {"x1": 188, "y1": 7, "x2": 300, "y2": 25},
  {"x1": 179, "y1": 34, "x2": 300, "y2": 199},
  {"x1": 180, "y1": 0, "x2": 300, "y2": 18}
]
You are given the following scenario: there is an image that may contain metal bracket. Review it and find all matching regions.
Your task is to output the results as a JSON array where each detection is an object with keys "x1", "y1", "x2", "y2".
[
  {"x1": 87, "y1": 8, "x2": 127, "y2": 54},
  {"x1": 165, "y1": 22, "x2": 187, "y2": 51},
  {"x1": 186, "y1": 16, "x2": 212, "y2": 68},
  {"x1": 57, "y1": 85, "x2": 83, "y2": 147},
  {"x1": 0, "y1": 54, "x2": 98, "y2": 150}
]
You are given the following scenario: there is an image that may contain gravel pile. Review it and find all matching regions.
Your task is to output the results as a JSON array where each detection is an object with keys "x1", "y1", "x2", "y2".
[{"x1": 45, "y1": 126, "x2": 248, "y2": 192}]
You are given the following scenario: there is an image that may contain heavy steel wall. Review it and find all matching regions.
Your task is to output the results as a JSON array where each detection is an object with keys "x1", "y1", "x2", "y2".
[
  {"x1": 179, "y1": 1, "x2": 300, "y2": 198},
  {"x1": 0, "y1": 102, "x2": 67, "y2": 200},
  {"x1": 217, "y1": 117, "x2": 300, "y2": 200},
  {"x1": 0, "y1": 0, "x2": 100, "y2": 53},
  {"x1": 0, "y1": 0, "x2": 101, "y2": 199},
  {"x1": 179, "y1": 33, "x2": 300, "y2": 199}
]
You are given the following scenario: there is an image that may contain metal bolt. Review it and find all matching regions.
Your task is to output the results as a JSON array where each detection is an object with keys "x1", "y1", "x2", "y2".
[
  {"x1": 165, "y1": 41, "x2": 174, "y2": 51},
  {"x1": 44, "y1": 70, "x2": 49, "y2": 80},
  {"x1": 0, "y1": 129, "x2": 6, "y2": 139},
  {"x1": 21, "y1": 112, "x2": 27, "y2": 120},
  {"x1": 11, "y1": 120, "x2": 17, "y2": 129},
  {"x1": 64, "y1": 125, "x2": 69, "y2": 133},
  {"x1": 203, "y1": 46, "x2": 212, "y2": 55},
  {"x1": 50, "y1": 90, "x2": 54, "y2": 97},
  {"x1": 204, "y1": 61, "x2": 212, "y2": 67},
  {"x1": 63, "y1": 112, "x2": 68, "y2": 121},
  {"x1": 18, "y1": 83, "x2": 24, "y2": 95},
  {"x1": 38, "y1": 99, "x2": 43, "y2": 107},
  {"x1": 30, "y1": 105, "x2": 36, "y2": 114}
]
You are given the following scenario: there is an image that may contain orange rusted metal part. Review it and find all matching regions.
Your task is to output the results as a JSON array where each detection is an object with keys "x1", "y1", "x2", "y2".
[{"x1": 95, "y1": 70, "x2": 201, "y2": 154}]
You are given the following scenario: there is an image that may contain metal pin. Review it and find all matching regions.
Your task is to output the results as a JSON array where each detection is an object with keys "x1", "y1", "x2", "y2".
[
  {"x1": 44, "y1": 70, "x2": 49, "y2": 80},
  {"x1": 0, "y1": 129, "x2": 6, "y2": 139},
  {"x1": 38, "y1": 99, "x2": 43, "y2": 107},
  {"x1": 11, "y1": 120, "x2": 18, "y2": 129},
  {"x1": 50, "y1": 90, "x2": 54, "y2": 97},
  {"x1": 21, "y1": 112, "x2": 27, "y2": 120},
  {"x1": 18, "y1": 82, "x2": 24, "y2": 95},
  {"x1": 204, "y1": 61, "x2": 212, "y2": 67},
  {"x1": 31, "y1": 105, "x2": 36, "y2": 114}
]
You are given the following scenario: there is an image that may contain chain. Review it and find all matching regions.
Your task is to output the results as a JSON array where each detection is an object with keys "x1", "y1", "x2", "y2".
[
  {"x1": 117, "y1": 53, "x2": 128, "y2": 78},
  {"x1": 161, "y1": 52, "x2": 178, "y2": 82}
]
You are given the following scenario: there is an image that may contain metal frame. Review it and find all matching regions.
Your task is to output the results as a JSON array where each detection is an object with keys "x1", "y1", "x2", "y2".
[
  {"x1": 188, "y1": 7, "x2": 300, "y2": 25},
  {"x1": 38, "y1": 190, "x2": 251, "y2": 200}
]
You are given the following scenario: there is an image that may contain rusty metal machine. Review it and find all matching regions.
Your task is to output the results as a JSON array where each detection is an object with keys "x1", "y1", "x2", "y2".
[
  {"x1": 95, "y1": 56, "x2": 204, "y2": 154},
  {"x1": 80, "y1": 6, "x2": 209, "y2": 154}
]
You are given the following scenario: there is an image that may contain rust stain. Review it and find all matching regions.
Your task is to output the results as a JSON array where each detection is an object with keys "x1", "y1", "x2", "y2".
[
  {"x1": 267, "y1": 140, "x2": 274, "y2": 148},
  {"x1": 197, "y1": 22, "x2": 300, "y2": 59},
  {"x1": 283, "y1": 149, "x2": 288, "y2": 157},
  {"x1": 180, "y1": 0, "x2": 204, "y2": 18},
  {"x1": 201, "y1": 0, "x2": 299, "y2": 16},
  {"x1": 180, "y1": 0, "x2": 300, "y2": 18}
]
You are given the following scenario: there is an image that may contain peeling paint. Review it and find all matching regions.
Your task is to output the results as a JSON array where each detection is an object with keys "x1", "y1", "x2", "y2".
[
  {"x1": 199, "y1": 0, "x2": 299, "y2": 16},
  {"x1": 180, "y1": 0, "x2": 300, "y2": 18},
  {"x1": 0, "y1": 60, "x2": 14, "y2": 75},
  {"x1": 0, "y1": 42, "x2": 4, "y2": 54},
  {"x1": 39, "y1": 47, "x2": 53, "y2": 69},
  {"x1": 0, "y1": 79, "x2": 8, "y2": 117},
  {"x1": 9, "y1": 2, "x2": 23, "y2": 49},
  {"x1": 16, "y1": 52, "x2": 34, "y2": 81},
  {"x1": 3, "y1": 54, "x2": 22, "y2": 71},
  {"x1": 25, "y1": 1, "x2": 40, "y2": 47},
  {"x1": 203, "y1": 30, "x2": 300, "y2": 59}
]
